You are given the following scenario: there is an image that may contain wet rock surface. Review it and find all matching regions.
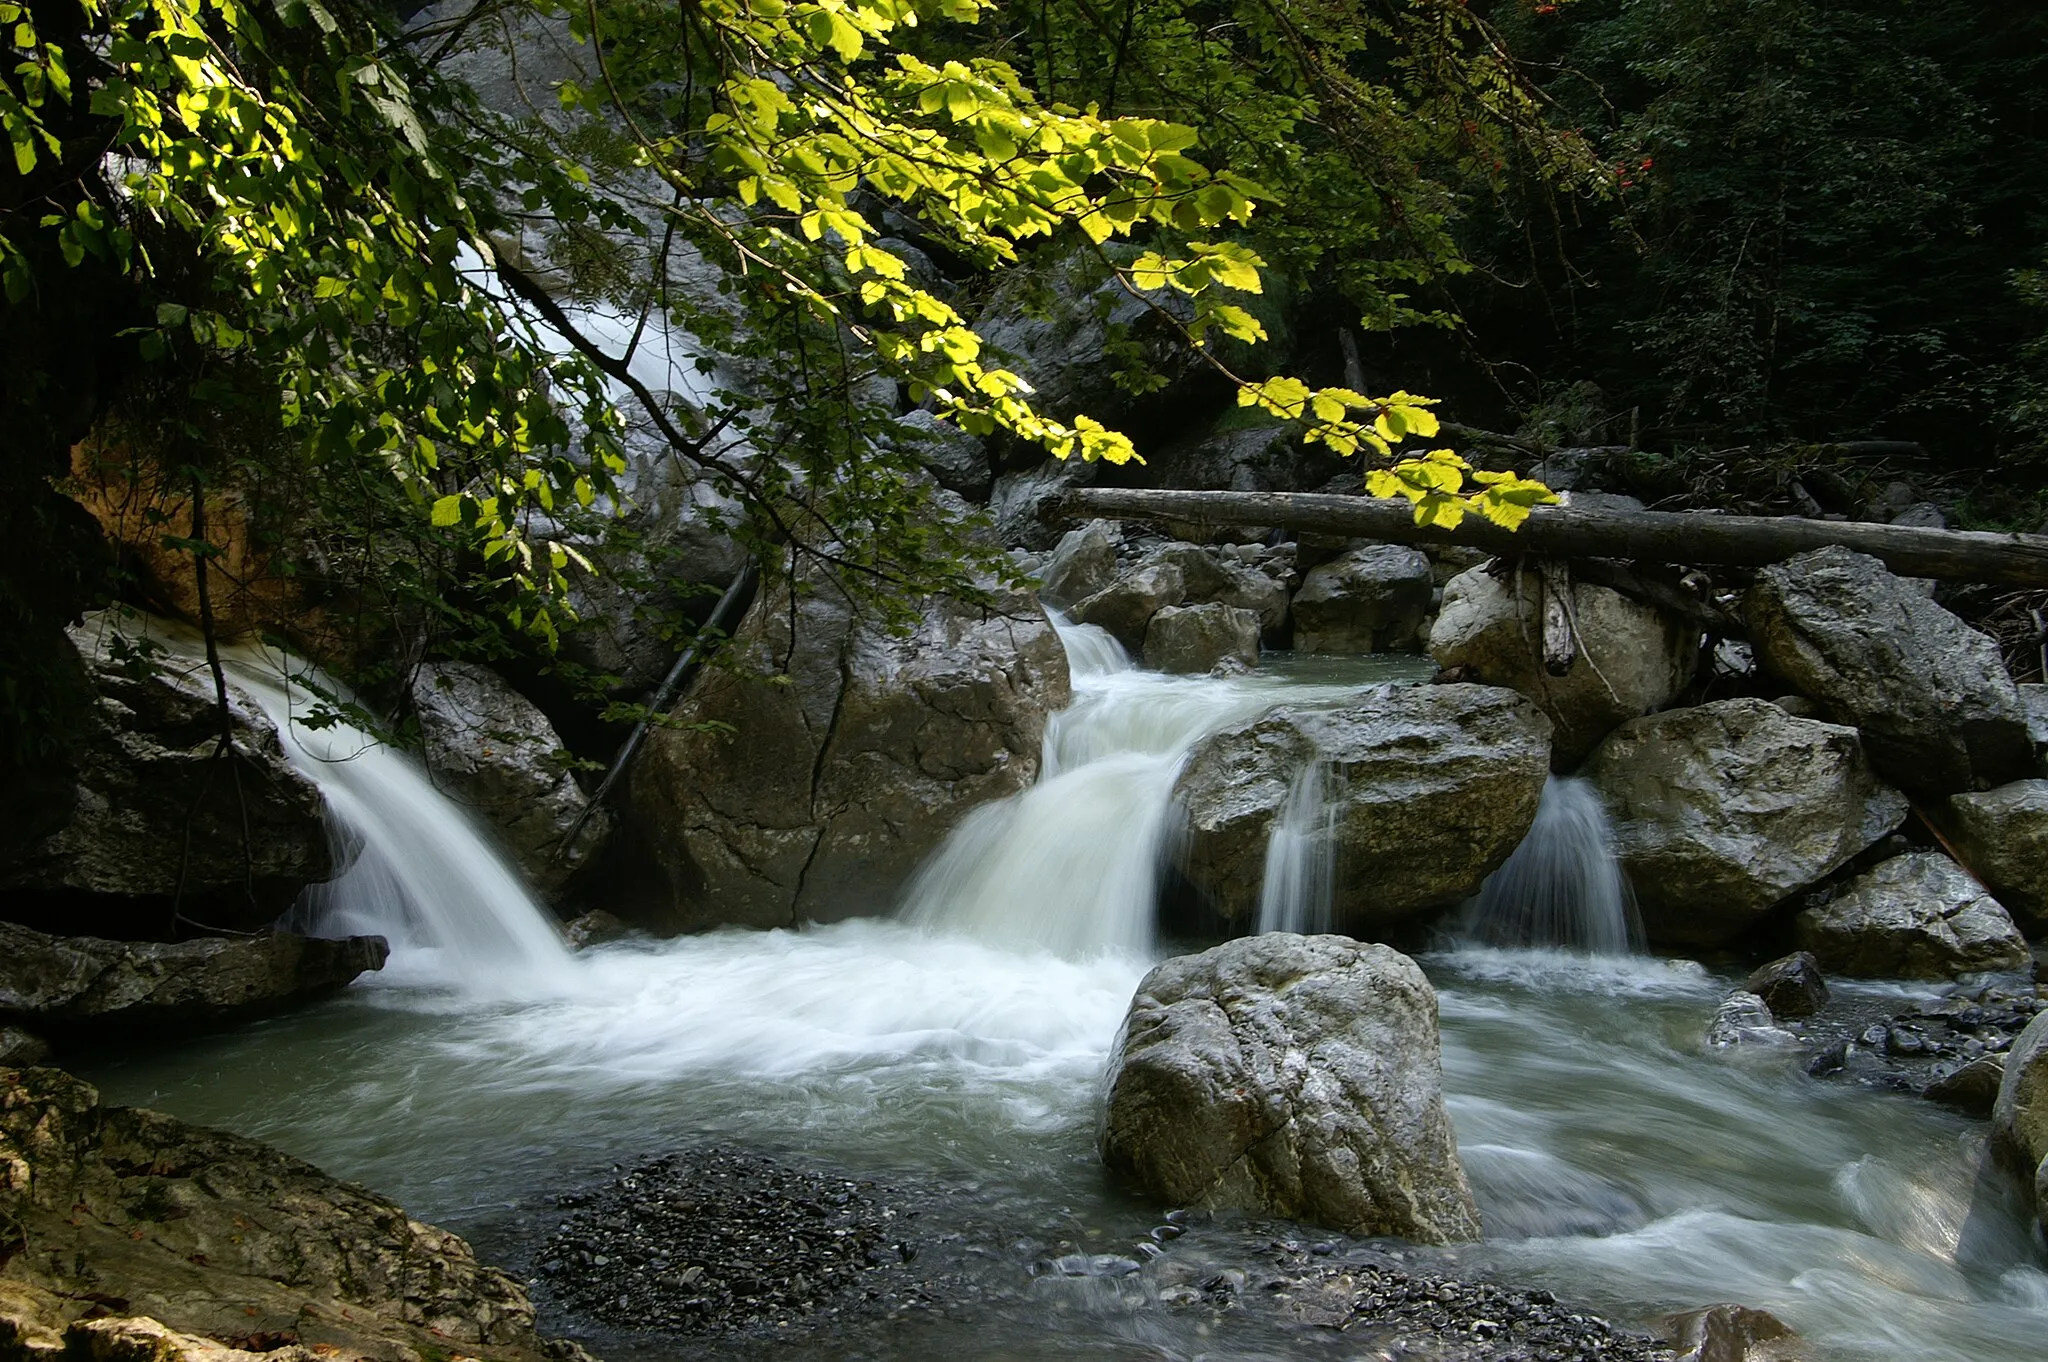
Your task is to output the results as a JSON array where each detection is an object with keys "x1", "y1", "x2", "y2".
[
  {"x1": 1146, "y1": 1236, "x2": 1676, "y2": 1362},
  {"x1": 1792, "y1": 851, "x2": 2030, "y2": 979},
  {"x1": 0, "y1": 921, "x2": 386, "y2": 1045},
  {"x1": 1794, "y1": 978, "x2": 2047, "y2": 1110},
  {"x1": 536, "y1": 1148, "x2": 945, "y2": 1338}
]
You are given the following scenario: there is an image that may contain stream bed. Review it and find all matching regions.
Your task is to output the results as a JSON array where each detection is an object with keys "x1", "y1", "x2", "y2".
[
  {"x1": 83, "y1": 927, "x2": 2048, "y2": 1361},
  {"x1": 82, "y1": 631, "x2": 2048, "y2": 1361}
]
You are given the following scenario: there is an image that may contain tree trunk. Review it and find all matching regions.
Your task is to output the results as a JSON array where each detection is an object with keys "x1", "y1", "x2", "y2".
[{"x1": 1059, "y1": 488, "x2": 2048, "y2": 588}]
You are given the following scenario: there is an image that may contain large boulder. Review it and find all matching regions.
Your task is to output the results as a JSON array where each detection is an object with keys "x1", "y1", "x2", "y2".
[
  {"x1": 1144, "y1": 412, "x2": 1345, "y2": 494},
  {"x1": 1143, "y1": 603, "x2": 1260, "y2": 675},
  {"x1": 624, "y1": 580, "x2": 1069, "y2": 932},
  {"x1": 1291, "y1": 545, "x2": 1433, "y2": 654},
  {"x1": 988, "y1": 458, "x2": 1096, "y2": 551},
  {"x1": 0, "y1": 921, "x2": 385, "y2": 1045},
  {"x1": 1746, "y1": 546, "x2": 2032, "y2": 796},
  {"x1": 1792, "y1": 852, "x2": 2031, "y2": 979},
  {"x1": 1992, "y1": 1011, "x2": 2048, "y2": 1240},
  {"x1": 1581, "y1": 699, "x2": 1909, "y2": 948},
  {"x1": 1101, "y1": 934, "x2": 1480, "y2": 1243},
  {"x1": 1039, "y1": 520, "x2": 1118, "y2": 608},
  {"x1": 1069, "y1": 563, "x2": 1184, "y2": 654},
  {"x1": 0, "y1": 1066, "x2": 573, "y2": 1362},
  {"x1": 0, "y1": 621, "x2": 332, "y2": 938},
  {"x1": 410, "y1": 662, "x2": 606, "y2": 896},
  {"x1": 1429, "y1": 564, "x2": 1698, "y2": 766},
  {"x1": 1945, "y1": 780, "x2": 2048, "y2": 934},
  {"x1": 1173, "y1": 685, "x2": 1551, "y2": 931}
]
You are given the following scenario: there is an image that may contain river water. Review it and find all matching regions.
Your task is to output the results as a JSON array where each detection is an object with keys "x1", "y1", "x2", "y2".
[{"x1": 83, "y1": 624, "x2": 2048, "y2": 1362}]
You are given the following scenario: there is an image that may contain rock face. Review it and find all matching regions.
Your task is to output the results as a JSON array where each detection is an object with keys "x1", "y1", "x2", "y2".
[
  {"x1": 1747, "y1": 546, "x2": 2032, "y2": 795},
  {"x1": 410, "y1": 662, "x2": 604, "y2": 896},
  {"x1": 1428, "y1": 564, "x2": 1698, "y2": 766},
  {"x1": 625, "y1": 581, "x2": 1069, "y2": 932},
  {"x1": 0, "y1": 1066, "x2": 570, "y2": 1362},
  {"x1": 1069, "y1": 563, "x2": 1184, "y2": 653},
  {"x1": 1101, "y1": 934, "x2": 1481, "y2": 1243},
  {"x1": 1706, "y1": 992, "x2": 1798, "y2": 1049},
  {"x1": 1793, "y1": 853, "x2": 2030, "y2": 979},
  {"x1": 1174, "y1": 685, "x2": 1551, "y2": 930},
  {"x1": 0, "y1": 622, "x2": 332, "y2": 938},
  {"x1": 1291, "y1": 546, "x2": 1433, "y2": 654},
  {"x1": 1039, "y1": 520, "x2": 1118, "y2": 608},
  {"x1": 1945, "y1": 780, "x2": 2048, "y2": 934},
  {"x1": 889, "y1": 409, "x2": 992, "y2": 501},
  {"x1": 1143, "y1": 603, "x2": 1260, "y2": 675},
  {"x1": 0, "y1": 922, "x2": 385, "y2": 1043},
  {"x1": 1992, "y1": 1011, "x2": 2048, "y2": 1239},
  {"x1": 1581, "y1": 699, "x2": 1909, "y2": 948},
  {"x1": 1144, "y1": 544, "x2": 1289, "y2": 634}
]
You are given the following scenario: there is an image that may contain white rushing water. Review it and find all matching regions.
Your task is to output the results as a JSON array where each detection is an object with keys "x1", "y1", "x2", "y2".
[
  {"x1": 1255, "y1": 760, "x2": 1339, "y2": 935},
  {"x1": 1461, "y1": 775, "x2": 1644, "y2": 954},
  {"x1": 900, "y1": 618, "x2": 1419, "y2": 956},
  {"x1": 113, "y1": 616, "x2": 576, "y2": 995},
  {"x1": 78, "y1": 617, "x2": 2048, "y2": 1362}
]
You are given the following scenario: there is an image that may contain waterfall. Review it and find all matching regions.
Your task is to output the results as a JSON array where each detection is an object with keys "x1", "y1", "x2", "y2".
[
  {"x1": 1255, "y1": 761, "x2": 1339, "y2": 935},
  {"x1": 901, "y1": 617, "x2": 1357, "y2": 957},
  {"x1": 1463, "y1": 776, "x2": 1642, "y2": 955},
  {"x1": 115, "y1": 616, "x2": 575, "y2": 993}
]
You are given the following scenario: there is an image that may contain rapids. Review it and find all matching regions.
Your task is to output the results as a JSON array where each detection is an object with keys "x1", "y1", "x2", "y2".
[{"x1": 81, "y1": 621, "x2": 2048, "y2": 1361}]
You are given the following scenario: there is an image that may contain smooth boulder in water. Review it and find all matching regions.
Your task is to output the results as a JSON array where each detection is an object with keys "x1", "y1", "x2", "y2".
[
  {"x1": 1290, "y1": 544, "x2": 1433, "y2": 654},
  {"x1": 1143, "y1": 602, "x2": 1260, "y2": 675},
  {"x1": 1992, "y1": 1011, "x2": 2048, "y2": 1240},
  {"x1": 626, "y1": 575, "x2": 1070, "y2": 932},
  {"x1": 1173, "y1": 684, "x2": 1550, "y2": 933},
  {"x1": 1793, "y1": 852, "x2": 2031, "y2": 979},
  {"x1": 1101, "y1": 933, "x2": 1481, "y2": 1244},
  {"x1": 1581, "y1": 699, "x2": 1908, "y2": 948},
  {"x1": 1747, "y1": 545, "x2": 2033, "y2": 796}
]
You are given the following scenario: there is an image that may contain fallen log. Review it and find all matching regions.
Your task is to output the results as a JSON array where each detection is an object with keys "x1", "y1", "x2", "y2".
[{"x1": 1059, "y1": 488, "x2": 2048, "y2": 588}]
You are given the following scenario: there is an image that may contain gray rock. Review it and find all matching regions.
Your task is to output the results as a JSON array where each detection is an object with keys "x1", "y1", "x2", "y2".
[
  {"x1": 1145, "y1": 413, "x2": 1344, "y2": 494},
  {"x1": 0, "y1": 620, "x2": 332, "y2": 936},
  {"x1": 1747, "y1": 546, "x2": 2032, "y2": 795},
  {"x1": 1926, "y1": 1054, "x2": 2006, "y2": 1115},
  {"x1": 1946, "y1": 780, "x2": 2048, "y2": 933},
  {"x1": 0, "y1": 1065, "x2": 570, "y2": 1362},
  {"x1": 1891, "y1": 501, "x2": 1949, "y2": 530},
  {"x1": 1429, "y1": 564, "x2": 1698, "y2": 766},
  {"x1": 0, "y1": 921, "x2": 385, "y2": 1042},
  {"x1": 1654, "y1": 1303, "x2": 1802, "y2": 1362},
  {"x1": 1291, "y1": 546, "x2": 1433, "y2": 654},
  {"x1": 1069, "y1": 563, "x2": 1185, "y2": 653},
  {"x1": 1992, "y1": 1011, "x2": 2048, "y2": 1238},
  {"x1": 1143, "y1": 603, "x2": 1261, "y2": 675},
  {"x1": 0, "y1": 1026, "x2": 49, "y2": 1066},
  {"x1": 2018, "y1": 683, "x2": 2048, "y2": 747},
  {"x1": 1039, "y1": 520, "x2": 1119, "y2": 608},
  {"x1": 1793, "y1": 852, "x2": 2030, "y2": 979},
  {"x1": 1144, "y1": 543, "x2": 1288, "y2": 632},
  {"x1": 1174, "y1": 685, "x2": 1551, "y2": 931},
  {"x1": 1744, "y1": 951, "x2": 1829, "y2": 1019},
  {"x1": 1582, "y1": 699, "x2": 1909, "y2": 948},
  {"x1": 988, "y1": 458, "x2": 1096, "y2": 551},
  {"x1": 1706, "y1": 992, "x2": 1799, "y2": 1048},
  {"x1": 411, "y1": 662, "x2": 606, "y2": 896},
  {"x1": 890, "y1": 410, "x2": 992, "y2": 501},
  {"x1": 563, "y1": 910, "x2": 631, "y2": 950},
  {"x1": 625, "y1": 579, "x2": 1069, "y2": 932},
  {"x1": 1101, "y1": 934, "x2": 1481, "y2": 1243}
]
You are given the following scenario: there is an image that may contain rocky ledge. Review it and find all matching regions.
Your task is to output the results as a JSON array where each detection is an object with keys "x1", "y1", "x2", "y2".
[
  {"x1": 0, "y1": 921, "x2": 386, "y2": 1050},
  {"x1": 0, "y1": 1066, "x2": 584, "y2": 1362}
]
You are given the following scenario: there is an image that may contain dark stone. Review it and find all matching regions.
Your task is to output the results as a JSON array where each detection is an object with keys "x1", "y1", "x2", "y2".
[
  {"x1": 0, "y1": 920, "x2": 385, "y2": 1044},
  {"x1": 1745, "y1": 952, "x2": 1829, "y2": 1019}
]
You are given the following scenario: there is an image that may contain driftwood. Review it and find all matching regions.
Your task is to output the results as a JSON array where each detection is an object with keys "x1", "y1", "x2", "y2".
[{"x1": 1059, "y1": 488, "x2": 2048, "y2": 589}]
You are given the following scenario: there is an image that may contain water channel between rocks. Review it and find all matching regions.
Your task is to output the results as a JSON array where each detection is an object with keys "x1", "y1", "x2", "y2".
[{"x1": 84, "y1": 632, "x2": 2048, "y2": 1362}]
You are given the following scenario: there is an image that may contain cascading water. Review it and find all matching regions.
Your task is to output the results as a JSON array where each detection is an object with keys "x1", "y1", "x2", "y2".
[
  {"x1": 1462, "y1": 775, "x2": 1643, "y2": 954},
  {"x1": 900, "y1": 618, "x2": 1411, "y2": 956},
  {"x1": 113, "y1": 616, "x2": 574, "y2": 993},
  {"x1": 1254, "y1": 760, "x2": 1339, "y2": 935}
]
